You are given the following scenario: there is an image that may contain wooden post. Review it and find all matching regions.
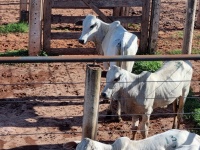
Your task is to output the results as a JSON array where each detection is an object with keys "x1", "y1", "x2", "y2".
[
  {"x1": 113, "y1": 7, "x2": 130, "y2": 29},
  {"x1": 140, "y1": 0, "x2": 151, "y2": 54},
  {"x1": 28, "y1": 0, "x2": 43, "y2": 56},
  {"x1": 82, "y1": 65, "x2": 102, "y2": 140},
  {"x1": 182, "y1": 0, "x2": 197, "y2": 54},
  {"x1": 196, "y1": 0, "x2": 200, "y2": 28},
  {"x1": 148, "y1": 0, "x2": 161, "y2": 54},
  {"x1": 43, "y1": 0, "x2": 52, "y2": 53},
  {"x1": 20, "y1": 0, "x2": 28, "y2": 22}
]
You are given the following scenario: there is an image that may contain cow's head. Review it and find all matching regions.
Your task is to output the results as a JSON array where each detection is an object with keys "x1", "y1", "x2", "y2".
[
  {"x1": 63, "y1": 138, "x2": 105, "y2": 150},
  {"x1": 101, "y1": 65, "x2": 125, "y2": 100},
  {"x1": 78, "y1": 15, "x2": 99, "y2": 44}
]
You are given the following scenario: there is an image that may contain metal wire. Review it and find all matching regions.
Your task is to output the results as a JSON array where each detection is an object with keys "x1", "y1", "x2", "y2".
[
  {"x1": 0, "y1": 3, "x2": 29, "y2": 5},
  {"x1": 0, "y1": 81, "x2": 85, "y2": 86},
  {"x1": 1, "y1": 128, "x2": 200, "y2": 137}
]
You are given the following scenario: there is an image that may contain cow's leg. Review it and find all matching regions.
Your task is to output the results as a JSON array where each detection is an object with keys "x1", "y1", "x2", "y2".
[
  {"x1": 172, "y1": 98, "x2": 178, "y2": 129},
  {"x1": 140, "y1": 108, "x2": 153, "y2": 139},
  {"x1": 177, "y1": 96, "x2": 185, "y2": 128},
  {"x1": 109, "y1": 90, "x2": 122, "y2": 122},
  {"x1": 108, "y1": 99, "x2": 122, "y2": 122},
  {"x1": 131, "y1": 116, "x2": 139, "y2": 140}
]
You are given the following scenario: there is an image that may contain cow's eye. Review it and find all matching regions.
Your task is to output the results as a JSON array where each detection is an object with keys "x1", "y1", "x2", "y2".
[
  {"x1": 90, "y1": 23, "x2": 97, "y2": 29},
  {"x1": 114, "y1": 76, "x2": 120, "y2": 82}
]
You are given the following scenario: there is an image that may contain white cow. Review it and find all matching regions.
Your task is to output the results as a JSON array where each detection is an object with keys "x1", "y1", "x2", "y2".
[
  {"x1": 64, "y1": 129, "x2": 200, "y2": 150},
  {"x1": 78, "y1": 14, "x2": 138, "y2": 72},
  {"x1": 101, "y1": 61, "x2": 193, "y2": 139}
]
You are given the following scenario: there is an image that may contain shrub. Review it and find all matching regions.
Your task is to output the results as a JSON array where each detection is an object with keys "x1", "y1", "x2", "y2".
[{"x1": 132, "y1": 61, "x2": 162, "y2": 74}]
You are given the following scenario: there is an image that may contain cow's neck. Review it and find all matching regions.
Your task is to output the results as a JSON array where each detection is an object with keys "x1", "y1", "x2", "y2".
[
  {"x1": 126, "y1": 72, "x2": 139, "y2": 85},
  {"x1": 120, "y1": 72, "x2": 140, "y2": 92},
  {"x1": 94, "y1": 20, "x2": 109, "y2": 44}
]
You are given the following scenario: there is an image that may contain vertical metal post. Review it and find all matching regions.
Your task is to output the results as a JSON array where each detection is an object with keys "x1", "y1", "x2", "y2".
[
  {"x1": 182, "y1": 0, "x2": 197, "y2": 54},
  {"x1": 82, "y1": 64, "x2": 102, "y2": 140}
]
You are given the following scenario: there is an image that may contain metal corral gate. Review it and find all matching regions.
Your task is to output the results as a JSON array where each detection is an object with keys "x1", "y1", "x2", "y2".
[{"x1": 42, "y1": 0, "x2": 156, "y2": 55}]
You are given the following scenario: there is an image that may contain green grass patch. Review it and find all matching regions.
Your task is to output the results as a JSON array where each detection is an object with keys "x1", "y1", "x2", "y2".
[
  {"x1": 166, "y1": 49, "x2": 200, "y2": 55},
  {"x1": 0, "y1": 22, "x2": 28, "y2": 33},
  {"x1": 132, "y1": 61, "x2": 162, "y2": 74},
  {"x1": 192, "y1": 48, "x2": 200, "y2": 54},
  {"x1": 0, "y1": 49, "x2": 28, "y2": 56},
  {"x1": 0, "y1": 50, "x2": 48, "y2": 57},
  {"x1": 171, "y1": 31, "x2": 184, "y2": 39}
]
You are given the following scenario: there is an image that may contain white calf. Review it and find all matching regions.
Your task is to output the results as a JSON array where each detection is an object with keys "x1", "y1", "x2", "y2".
[
  {"x1": 78, "y1": 14, "x2": 138, "y2": 72},
  {"x1": 64, "y1": 129, "x2": 200, "y2": 150},
  {"x1": 101, "y1": 61, "x2": 193, "y2": 139}
]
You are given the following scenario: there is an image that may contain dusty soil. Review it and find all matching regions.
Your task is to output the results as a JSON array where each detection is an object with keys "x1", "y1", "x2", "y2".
[{"x1": 0, "y1": 0, "x2": 199, "y2": 150}]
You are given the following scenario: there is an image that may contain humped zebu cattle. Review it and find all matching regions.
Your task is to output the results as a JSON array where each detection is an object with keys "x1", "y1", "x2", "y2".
[
  {"x1": 77, "y1": 14, "x2": 139, "y2": 121},
  {"x1": 64, "y1": 129, "x2": 200, "y2": 150},
  {"x1": 77, "y1": 14, "x2": 139, "y2": 72},
  {"x1": 101, "y1": 60, "x2": 193, "y2": 139}
]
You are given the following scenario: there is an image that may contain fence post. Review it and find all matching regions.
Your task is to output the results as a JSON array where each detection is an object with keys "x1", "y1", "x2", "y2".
[
  {"x1": 28, "y1": 0, "x2": 43, "y2": 56},
  {"x1": 196, "y1": 0, "x2": 200, "y2": 28},
  {"x1": 182, "y1": 0, "x2": 197, "y2": 54},
  {"x1": 148, "y1": 0, "x2": 161, "y2": 54},
  {"x1": 43, "y1": 0, "x2": 52, "y2": 53},
  {"x1": 82, "y1": 64, "x2": 102, "y2": 140},
  {"x1": 20, "y1": 0, "x2": 28, "y2": 22},
  {"x1": 113, "y1": 7, "x2": 130, "y2": 29},
  {"x1": 140, "y1": 0, "x2": 151, "y2": 54}
]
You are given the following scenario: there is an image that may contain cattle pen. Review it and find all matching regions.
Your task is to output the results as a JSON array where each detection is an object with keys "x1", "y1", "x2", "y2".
[
  {"x1": 0, "y1": 55, "x2": 199, "y2": 149},
  {"x1": 0, "y1": 0, "x2": 200, "y2": 149}
]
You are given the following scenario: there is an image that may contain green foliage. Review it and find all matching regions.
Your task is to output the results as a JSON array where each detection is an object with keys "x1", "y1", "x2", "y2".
[
  {"x1": 184, "y1": 90, "x2": 200, "y2": 134},
  {"x1": 0, "y1": 22, "x2": 28, "y2": 33},
  {"x1": 132, "y1": 61, "x2": 162, "y2": 74},
  {"x1": 38, "y1": 50, "x2": 48, "y2": 56},
  {"x1": 0, "y1": 49, "x2": 28, "y2": 56}
]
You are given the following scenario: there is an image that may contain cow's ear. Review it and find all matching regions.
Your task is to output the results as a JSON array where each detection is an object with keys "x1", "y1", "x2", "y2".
[
  {"x1": 63, "y1": 141, "x2": 79, "y2": 150},
  {"x1": 75, "y1": 20, "x2": 83, "y2": 26}
]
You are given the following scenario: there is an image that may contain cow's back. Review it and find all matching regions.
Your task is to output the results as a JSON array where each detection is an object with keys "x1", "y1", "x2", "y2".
[
  {"x1": 153, "y1": 61, "x2": 193, "y2": 107},
  {"x1": 102, "y1": 21, "x2": 138, "y2": 72},
  {"x1": 102, "y1": 21, "x2": 126, "y2": 56}
]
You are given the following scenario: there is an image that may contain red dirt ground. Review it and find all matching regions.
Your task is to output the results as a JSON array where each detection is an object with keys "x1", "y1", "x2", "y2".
[{"x1": 0, "y1": 0, "x2": 199, "y2": 149}]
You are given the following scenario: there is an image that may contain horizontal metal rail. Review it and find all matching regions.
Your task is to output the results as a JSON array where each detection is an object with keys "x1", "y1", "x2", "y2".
[{"x1": 0, "y1": 54, "x2": 199, "y2": 63}]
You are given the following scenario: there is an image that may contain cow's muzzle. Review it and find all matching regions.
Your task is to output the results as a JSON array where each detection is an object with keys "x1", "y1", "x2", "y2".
[
  {"x1": 79, "y1": 39, "x2": 85, "y2": 44},
  {"x1": 101, "y1": 92, "x2": 109, "y2": 99}
]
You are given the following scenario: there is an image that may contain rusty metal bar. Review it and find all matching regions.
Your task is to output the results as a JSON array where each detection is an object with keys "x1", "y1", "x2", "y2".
[{"x1": 0, "y1": 55, "x2": 199, "y2": 63}]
